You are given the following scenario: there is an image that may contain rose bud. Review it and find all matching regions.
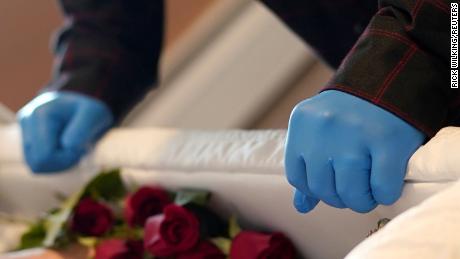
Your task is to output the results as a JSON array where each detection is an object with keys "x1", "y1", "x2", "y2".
[
  {"x1": 70, "y1": 198, "x2": 114, "y2": 236},
  {"x1": 230, "y1": 231, "x2": 296, "y2": 259},
  {"x1": 124, "y1": 186, "x2": 172, "y2": 227},
  {"x1": 95, "y1": 239, "x2": 144, "y2": 259},
  {"x1": 177, "y1": 241, "x2": 226, "y2": 259},
  {"x1": 144, "y1": 204, "x2": 200, "y2": 257}
]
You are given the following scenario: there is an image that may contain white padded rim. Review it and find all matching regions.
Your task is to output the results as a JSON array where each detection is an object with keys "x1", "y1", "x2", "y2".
[{"x1": 2, "y1": 124, "x2": 460, "y2": 183}]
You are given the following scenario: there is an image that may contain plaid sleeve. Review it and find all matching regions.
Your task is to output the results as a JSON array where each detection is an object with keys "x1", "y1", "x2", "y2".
[
  {"x1": 323, "y1": 0, "x2": 456, "y2": 137},
  {"x1": 44, "y1": 0, "x2": 164, "y2": 122}
]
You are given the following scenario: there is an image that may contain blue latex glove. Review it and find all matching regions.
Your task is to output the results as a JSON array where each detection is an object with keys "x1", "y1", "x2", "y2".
[
  {"x1": 285, "y1": 90, "x2": 425, "y2": 213},
  {"x1": 18, "y1": 91, "x2": 113, "y2": 173}
]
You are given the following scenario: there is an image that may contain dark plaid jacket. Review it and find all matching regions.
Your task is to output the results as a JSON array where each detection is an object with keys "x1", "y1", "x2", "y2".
[{"x1": 46, "y1": 0, "x2": 455, "y2": 137}]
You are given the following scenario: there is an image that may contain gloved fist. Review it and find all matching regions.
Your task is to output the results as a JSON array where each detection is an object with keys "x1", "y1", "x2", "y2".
[
  {"x1": 18, "y1": 91, "x2": 113, "y2": 173},
  {"x1": 285, "y1": 90, "x2": 425, "y2": 213}
]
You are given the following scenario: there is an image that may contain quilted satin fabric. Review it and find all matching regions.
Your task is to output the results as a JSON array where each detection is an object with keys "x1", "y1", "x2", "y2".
[{"x1": 1, "y1": 125, "x2": 460, "y2": 258}]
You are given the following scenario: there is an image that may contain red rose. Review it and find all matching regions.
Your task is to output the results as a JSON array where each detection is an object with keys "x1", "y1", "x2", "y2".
[
  {"x1": 144, "y1": 204, "x2": 200, "y2": 257},
  {"x1": 230, "y1": 231, "x2": 296, "y2": 259},
  {"x1": 124, "y1": 186, "x2": 171, "y2": 227},
  {"x1": 177, "y1": 241, "x2": 226, "y2": 259},
  {"x1": 70, "y1": 198, "x2": 114, "y2": 236},
  {"x1": 95, "y1": 239, "x2": 144, "y2": 259}
]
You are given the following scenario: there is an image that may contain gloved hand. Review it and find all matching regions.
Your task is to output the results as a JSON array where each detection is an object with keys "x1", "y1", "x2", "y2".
[
  {"x1": 285, "y1": 90, "x2": 425, "y2": 213},
  {"x1": 18, "y1": 91, "x2": 113, "y2": 173}
]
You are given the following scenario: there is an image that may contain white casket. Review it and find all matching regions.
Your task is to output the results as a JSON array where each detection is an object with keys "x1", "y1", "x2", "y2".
[{"x1": 0, "y1": 124, "x2": 459, "y2": 259}]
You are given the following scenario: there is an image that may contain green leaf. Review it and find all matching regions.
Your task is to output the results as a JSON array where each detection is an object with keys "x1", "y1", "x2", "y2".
[
  {"x1": 210, "y1": 237, "x2": 232, "y2": 255},
  {"x1": 20, "y1": 169, "x2": 126, "y2": 249},
  {"x1": 43, "y1": 188, "x2": 84, "y2": 247},
  {"x1": 77, "y1": 236, "x2": 98, "y2": 248},
  {"x1": 174, "y1": 189, "x2": 210, "y2": 206},
  {"x1": 111, "y1": 225, "x2": 144, "y2": 240},
  {"x1": 228, "y1": 216, "x2": 241, "y2": 239},
  {"x1": 18, "y1": 221, "x2": 47, "y2": 250},
  {"x1": 143, "y1": 253, "x2": 155, "y2": 259},
  {"x1": 83, "y1": 169, "x2": 126, "y2": 201}
]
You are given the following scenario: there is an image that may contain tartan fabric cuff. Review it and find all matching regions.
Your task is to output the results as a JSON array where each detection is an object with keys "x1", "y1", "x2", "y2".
[{"x1": 322, "y1": 0, "x2": 453, "y2": 137}]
